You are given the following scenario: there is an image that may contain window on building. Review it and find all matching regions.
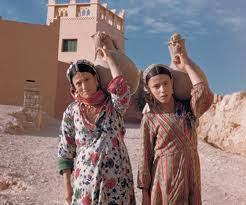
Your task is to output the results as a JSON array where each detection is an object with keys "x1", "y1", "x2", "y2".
[
  {"x1": 77, "y1": 0, "x2": 88, "y2": 2},
  {"x1": 62, "y1": 39, "x2": 77, "y2": 52},
  {"x1": 81, "y1": 9, "x2": 86, "y2": 16},
  {"x1": 87, "y1": 9, "x2": 90, "y2": 16}
]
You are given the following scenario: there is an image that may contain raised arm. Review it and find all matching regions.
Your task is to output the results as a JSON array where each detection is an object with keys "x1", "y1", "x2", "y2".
[
  {"x1": 173, "y1": 53, "x2": 213, "y2": 117},
  {"x1": 173, "y1": 53, "x2": 204, "y2": 85},
  {"x1": 107, "y1": 75, "x2": 131, "y2": 115},
  {"x1": 97, "y1": 47, "x2": 130, "y2": 115},
  {"x1": 96, "y1": 47, "x2": 122, "y2": 78}
]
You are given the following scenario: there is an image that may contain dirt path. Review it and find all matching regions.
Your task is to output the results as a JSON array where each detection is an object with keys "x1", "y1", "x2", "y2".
[{"x1": 0, "y1": 121, "x2": 246, "y2": 205}]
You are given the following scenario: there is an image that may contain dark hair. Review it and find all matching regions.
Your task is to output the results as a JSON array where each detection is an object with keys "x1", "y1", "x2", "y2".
[
  {"x1": 145, "y1": 65, "x2": 172, "y2": 85},
  {"x1": 68, "y1": 61, "x2": 97, "y2": 84}
]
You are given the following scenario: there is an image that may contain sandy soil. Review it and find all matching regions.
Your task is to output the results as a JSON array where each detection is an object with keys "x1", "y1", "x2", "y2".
[{"x1": 0, "y1": 106, "x2": 246, "y2": 205}]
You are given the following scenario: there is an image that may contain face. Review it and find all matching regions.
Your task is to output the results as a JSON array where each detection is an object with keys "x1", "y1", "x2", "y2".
[
  {"x1": 72, "y1": 72, "x2": 98, "y2": 98},
  {"x1": 147, "y1": 74, "x2": 173, "y2": 105}
]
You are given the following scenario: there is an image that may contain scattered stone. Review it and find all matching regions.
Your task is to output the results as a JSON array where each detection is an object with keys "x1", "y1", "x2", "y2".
[{"x1": 0, "y1": 181, "x2": 10, "y2": 191}]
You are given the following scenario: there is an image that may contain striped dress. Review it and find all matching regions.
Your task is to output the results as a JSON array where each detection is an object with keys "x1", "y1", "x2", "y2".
[{"x1": 138, "y1": 82, "x2": 213, "y2": 205}]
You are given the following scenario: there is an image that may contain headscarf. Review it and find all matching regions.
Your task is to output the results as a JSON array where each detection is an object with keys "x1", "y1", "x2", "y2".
[
  {"x1": 66, "y1": 59, "x2": 100, "y2": 84},
  {"x1": 66, "y1": 59, "x2": 105, "y2": 106},
  {"x1": 75, "y1": 89, "x2": 106, "y2": 107},
  {"x1": 77, "y1": 89, "x2": 108, "y2": 130},
  {"x1": 66, "y1": 59, "x2": 108, "y2": 129},
  {"x1": 143, "y1": 63, "x2": 173, "y2": 91}
]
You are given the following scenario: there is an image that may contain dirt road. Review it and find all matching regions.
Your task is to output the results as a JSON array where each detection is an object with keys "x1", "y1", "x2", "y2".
[{"x1": 0, "y1": 121, "x2": 245, "y2": 205}]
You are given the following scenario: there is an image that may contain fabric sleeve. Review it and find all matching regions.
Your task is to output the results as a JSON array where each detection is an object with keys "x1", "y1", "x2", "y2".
[
  {"x1": 58, "y1": 103, "x2": 76, "y2": 175},
  {"x1": 107, "y1": 76, "x2": 131, "y2": 116},
  {"x1": 190, "y1": 82, "x2": 213, "y2": 118},
  {"x1": 137, "y1": 114, "x2": 155, "y2": 190}
]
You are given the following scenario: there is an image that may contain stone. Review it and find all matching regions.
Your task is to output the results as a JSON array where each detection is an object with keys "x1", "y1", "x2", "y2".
[
  {"x1": 0, "y1": 181, "x2": 10, "y2": 191},
  {"x1": 197, "y1": 91, "x2": 246, "y2": 156}
]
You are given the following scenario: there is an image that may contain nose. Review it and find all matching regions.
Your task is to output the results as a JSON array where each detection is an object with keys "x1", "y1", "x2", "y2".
[
  {"x1": 159, "y1": 85, "x2": 166, "y2": 93},
  {"x1": 81, "y1": 82, "x2": 88, "y2": 91}
]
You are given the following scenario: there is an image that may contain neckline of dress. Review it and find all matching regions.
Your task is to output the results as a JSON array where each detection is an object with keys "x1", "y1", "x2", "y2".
[{"x1": 154, "y1": 100, "x2": 182, "y2": 115}]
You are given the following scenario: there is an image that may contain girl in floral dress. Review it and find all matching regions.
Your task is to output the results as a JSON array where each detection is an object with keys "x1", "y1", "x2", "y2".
[
  {"x1": 138, "y1": 52, "x2": 213, "y2": 205},
  {"x1": 58, "y1": 48, "x2": 135, "y2": 205}
]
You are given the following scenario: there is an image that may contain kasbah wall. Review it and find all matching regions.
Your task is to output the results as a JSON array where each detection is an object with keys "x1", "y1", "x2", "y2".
[
  {"x1": 0, "y1": 0, "x2": 142, "y2": 122},
  {"x1": 0, "y1": 18, "x2": 60, "y2": 116}
]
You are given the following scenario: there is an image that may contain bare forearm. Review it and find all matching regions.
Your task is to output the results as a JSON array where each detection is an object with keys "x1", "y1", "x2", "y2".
[
  {"x1": 63, "y1": 169, "x2": 72, "y2": 186},
  {"x1": 107, "y1": 57, "x2": 122, "y2": 78},
  {"x1": 184, "y1": 59, "x2": 204, "y2": 85},
  {"x1": 173, "y1": 52, "x2": 208, "y2": 86},
  {"x1": 63, "y1": 169, "x2": 73, "y2": 204},
  {"x1": 97, "y1": 47, "x2": 122, "y2": 78}
]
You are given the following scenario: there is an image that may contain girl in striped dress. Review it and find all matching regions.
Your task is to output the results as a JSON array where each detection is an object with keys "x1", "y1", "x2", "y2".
[{"x1": 137, "y1": 52, "x2": 213, "y2": 205}]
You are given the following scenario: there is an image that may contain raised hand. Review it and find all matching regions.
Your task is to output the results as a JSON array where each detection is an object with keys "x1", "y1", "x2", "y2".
[
  {"x1": 96, "y1": 47, "x2": 112, "y2": 62},
  {"x1": 173, "y1": 52, "x2": 191, "y2": 71},
  {"x1": 95, "y1": 47, "x2": 122, "y2": 78}
]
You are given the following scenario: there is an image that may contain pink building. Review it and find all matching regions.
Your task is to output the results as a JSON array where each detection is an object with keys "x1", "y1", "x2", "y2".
[
  {"x1": 47, "y1": 0, "x2": 131, "y2": 119},
  {"x1": 47, "y1": 0, "x2": 125, "y2": 63},
  {"x1": 0, "y1": 18, "x2": 60, "y2": 116},
  {"x1": 0, "y1": 0, "x2": 143, "y2": 121}
]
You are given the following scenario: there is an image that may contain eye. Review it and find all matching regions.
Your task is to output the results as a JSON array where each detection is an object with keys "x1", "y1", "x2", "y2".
[
  {"x1": 84, "y1": 76, "x2": 92, "y2": 82},
  {"x1": 75, "y1": 80, "x2": 82, "y2": 86},
  {"x1": 153, "y1": 85, "x2": 160, "y2": 89}
]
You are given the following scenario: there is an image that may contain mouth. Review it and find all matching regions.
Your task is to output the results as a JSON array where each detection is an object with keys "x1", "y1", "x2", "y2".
[
  {"x1": 81, "y1": 89, "x2": 91, "y2": 94},
  {"x1": 77, "y1": 90, "x2": 91, "y2": 97},
  {"x1": 160, "y1": 94, "x2": 168, "y2": 98}
]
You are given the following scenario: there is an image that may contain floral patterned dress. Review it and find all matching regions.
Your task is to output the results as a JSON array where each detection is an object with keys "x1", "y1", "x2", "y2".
[
  {"x1": 58, "y1": 76, "x2": 136, "y2": 205},
  {"x1": 138, "y1": 82, "x2": 213, "y2": 205}
]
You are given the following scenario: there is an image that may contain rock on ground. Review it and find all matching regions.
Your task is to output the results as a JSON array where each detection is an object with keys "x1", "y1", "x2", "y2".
[{"x1": 198, "y1": 91, "x2": 246, "y2": 156}]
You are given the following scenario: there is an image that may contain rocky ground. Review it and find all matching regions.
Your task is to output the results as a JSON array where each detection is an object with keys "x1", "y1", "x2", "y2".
[{"x1": 0, "y1": 106, "x2": 246, "y2": 205}]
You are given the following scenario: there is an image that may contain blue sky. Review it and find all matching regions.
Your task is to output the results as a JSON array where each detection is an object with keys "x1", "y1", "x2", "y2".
[{"x1": 1, "y1": 0, "x2": 245, "y2": 94}]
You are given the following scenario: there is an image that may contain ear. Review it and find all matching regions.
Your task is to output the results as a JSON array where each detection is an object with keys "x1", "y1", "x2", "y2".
[{"x1": 70, "y1": 86, "x2": 77, "y2": 99}]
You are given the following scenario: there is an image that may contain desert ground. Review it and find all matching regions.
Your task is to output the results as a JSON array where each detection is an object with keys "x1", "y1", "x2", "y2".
[{"x1": 0, "y1": 105, "x2": 246, "y2": 205}]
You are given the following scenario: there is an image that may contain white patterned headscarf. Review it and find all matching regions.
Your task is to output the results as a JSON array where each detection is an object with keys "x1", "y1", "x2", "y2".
[
  {"x1": 66, "y1": 59, "x2": 99, "y2": 84},
  {"x1": 143, "y1": 63, "x2": 173, "y2": 90}
]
